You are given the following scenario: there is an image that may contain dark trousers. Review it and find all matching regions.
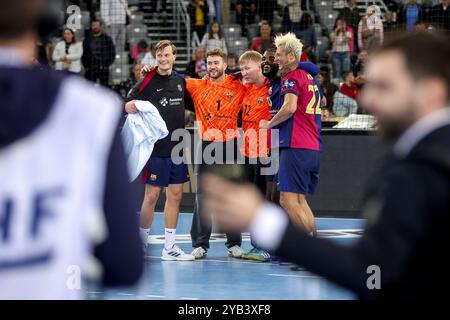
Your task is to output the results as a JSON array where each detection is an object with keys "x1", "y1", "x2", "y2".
[
  {"x1": 190, "y1": 139, "x2": 243, "y2": 250},
  {"x1": 244, "y1": 157, "x2": 267, "y2": 248},
  {"x1": 85, "y1": 65, "x2": 110, "y2": 87},
  {"x1": 150, "y1": 0, "x2": 167, "y2": 13}
]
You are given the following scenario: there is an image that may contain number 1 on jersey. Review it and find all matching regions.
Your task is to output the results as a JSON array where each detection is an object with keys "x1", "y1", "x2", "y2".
[{"x1": 217, "y1": 99, "x2": 221, "y2": 111}]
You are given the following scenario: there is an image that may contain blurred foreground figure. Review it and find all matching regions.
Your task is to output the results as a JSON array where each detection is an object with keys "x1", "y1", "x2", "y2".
[
  {"x1": 0, "y1": 0, "x2": 143, "y2": 299},
  {"x1": 202, "y1": 32, "x2": 450, "y2": 299}
]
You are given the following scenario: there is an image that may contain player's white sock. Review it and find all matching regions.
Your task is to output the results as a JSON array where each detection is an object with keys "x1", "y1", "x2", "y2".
[
  {"x1": 165, "y1": 228, "x2": 176, "y2": 250},
  {"x1": 140, "y1": 228, "x2": 150, "y2": 244}
]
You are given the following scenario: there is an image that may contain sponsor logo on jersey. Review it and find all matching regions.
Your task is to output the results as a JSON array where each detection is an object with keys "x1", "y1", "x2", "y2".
[
  {"x1": 258, "y1": 97, "x2": 264, "y2": 104},
  {"x1": 226, "y1": 91, "x2": 234, "y2": 100},
  {"x1": 160, "y1": 97, "x2": 168, "y2": 107},
  {"x1": 169, "y1": 98, "x2": 182, "y2": 106},
  {"x1": 283, "y1": 79, "x2": 296, "y2": 89}
]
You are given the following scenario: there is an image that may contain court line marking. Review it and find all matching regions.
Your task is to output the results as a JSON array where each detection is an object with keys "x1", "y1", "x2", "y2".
[
  {"x1": 145, "y1": 294, "x2": 166, "y2": 298},
  {"x1": 268, "y1": 273, "x2": 322, "y2": 279},
  {"x1": 155, "y1": 212, "x2": 365, "y2": 221},
  {"x1": 116, "y1": 292, "x2": 135, "y2": 296},
  {"x1": 145, "y1": 255, "x2": 283, "y2": 266},
  {"x1": 147, "y1": 229, "x2": 363, "y2": 245}
]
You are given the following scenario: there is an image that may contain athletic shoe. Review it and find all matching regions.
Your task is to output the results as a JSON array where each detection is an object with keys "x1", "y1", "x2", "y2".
[
  {"x1": 191, "y1": 247, "x2": 207, "y2": 259},
  {"x1": 242, "y1": 247, "x2": 271, "y2": 262},
  {"x1": 161, "y1": 245, "x2": 195, "y2": 261},
  {"x1": 227, "y1": 245, "x2": 244, "y2": 258}
]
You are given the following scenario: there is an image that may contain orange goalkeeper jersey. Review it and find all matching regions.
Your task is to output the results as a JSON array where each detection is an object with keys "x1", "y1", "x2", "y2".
[
  {"x1": 241, "y1": 83, "x2": 271, "y2": 158},
  {"x1": 186, "y1": 75, "x2": 245, "y2": 142}
]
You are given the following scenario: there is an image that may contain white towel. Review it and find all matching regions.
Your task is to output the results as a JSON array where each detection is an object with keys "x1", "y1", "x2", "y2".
[{"x1": 121, "y1": 100, "x2": 169, "y2": 182}]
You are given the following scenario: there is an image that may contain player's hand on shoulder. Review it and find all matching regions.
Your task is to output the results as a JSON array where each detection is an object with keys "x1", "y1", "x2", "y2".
[
  {"x1": 125, "y1": 100, "x2": 139, "y2": 114},
  {"x1": 141, "y1": 65, "x2": 156, "y2": 77}
]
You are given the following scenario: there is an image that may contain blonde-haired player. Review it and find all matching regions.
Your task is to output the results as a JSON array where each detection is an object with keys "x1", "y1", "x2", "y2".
[
  {"x1": 238, "y1": 50, "x2": 272, "y2": 262},
  {"x1": 260, "y1": 32, "x2": 322, "y2": 236}
]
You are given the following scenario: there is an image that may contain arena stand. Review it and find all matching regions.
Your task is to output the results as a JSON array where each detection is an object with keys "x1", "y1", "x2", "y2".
[{"x1": 41, "y1": 0, "x2": 450, "y2": 216}]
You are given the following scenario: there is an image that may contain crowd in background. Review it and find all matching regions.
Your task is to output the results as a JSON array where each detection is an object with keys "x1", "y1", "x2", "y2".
[{"x1": 36, "y1": 0, "x2": 450, "y2": 120}]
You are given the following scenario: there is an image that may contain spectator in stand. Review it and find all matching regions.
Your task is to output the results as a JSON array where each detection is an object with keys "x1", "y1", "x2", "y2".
[
  {"x1": 100, "y1": 0, "x2": 130, "y2": 53},
  {"x1": 318, "y1": 70, "x2": 338, "y2": 112},
  {"x1": 358, "y1": 5, "x2": 384, "y2": 51},
  {"x1": 185, "y1": 46, "x2": 207, "y2": 78},
  {"x1": 133, "y1": 63, "x2": 144, "y2": 82},
  {"x1": 384, "y1": 10, "x2": 399, "y2": 33},
  {"x1": 430, "y1": 0, "x2": 450, "y2": 35},
  {"x1": 52, "y1": 27, "x2": 83, "y2": 74},
  {"x1": 206, "y1": 0, "x2": 216, "y2": 23},
  {"x1": 150, "y1": 0, "x2": 168, "y2": 15},
  {"x1": 188, "y1": 0, "x2": 209, "y2": 40},
  {"x1": 201, "y1": 21, "x2": 228, "y2": 54},
  {"x1": 352, "y1": 49, "x2": 368, "y2": 87},
  {"x1": 256, "y1": 0, "x2": 277, "y2": 24},
  {"x1": 225, "y1": 53, "x2": 239, "y2": 74},
  {"x1": 142, "y1": 43, "x2": 157, "y2": 66},
  {"x1": 249, "y1": 21, "x2": 275, "y2": 54},
  {"x1": 330, "y1": 18, "x2": 352, "y2": 79},
  {"x1": 130, "y1": 39, "x2": 149, "y2": 63},
  {"x1": 295, "y1": 13, "x2": 317, "y2": 51},
  {"x1": 82, "y1": 19, "x2": 116, "y2": 87},
  {"x1": 414, "y1": 20, "x2": 428, "y2": 32},
  {"x1": 236, "y1": 1, "x2": 258, "y2": 35},
  {"x1": 220, "y1": 0, "x2": 231, "y2": 24},
  {"x1": 337, "y1": 0, "x2": 360, "y2": 48},
  {"x1": 383, "y1": 0, "x2": 400, "y2": 21},
  {"x1": 149, "y1": 0, "x2": 169, "y2": 24},
  {"x1": 332, "y1": 90, "x2": 358, "y2": 117},
  {"x1": 402, "y1": 0, "x2": 422, "y2": 32},
  {"x1": 278, "y1": 0, "x2": 302, "y2": 33},
  {"x1": 340, "y1": 71, "x2": 359, "y2": 101},
  {"x1": 247, "y1": 0, "x2": 258, "y2": 25}
]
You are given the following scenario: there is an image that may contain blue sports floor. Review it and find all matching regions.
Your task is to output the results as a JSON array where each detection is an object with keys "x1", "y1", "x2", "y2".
[{"x1": 87, "y1": 213, "x2": 365, "y2": 300}]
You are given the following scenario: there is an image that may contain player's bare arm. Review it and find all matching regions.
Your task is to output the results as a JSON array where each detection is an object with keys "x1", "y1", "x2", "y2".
[{"x1": 261, "y1": 93, "x2": 297, "y2": 129}]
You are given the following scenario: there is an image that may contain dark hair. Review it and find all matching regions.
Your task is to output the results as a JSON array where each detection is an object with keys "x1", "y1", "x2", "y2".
[
  {"x1": 137, "y1": 39, "x2": 149, "y2": 49},
  {"x1": 414, "y1": 20, "x2": 426, "y2": 26},
  {"x1": 91, "y1": 18, "x2": 103, "y2": 25},
  {"x1": 63, "y1": 27, "x2": 76, "y2": 44},
  {"x1": 208, "y1": 21, "x2": 223, "y2": 39},
  {"x1": 0, "y1": 0, "x2": 45, "y2": 40},
  {"x1": 299, "y1": 13, "x2": 313, "y2": 31},
  {"x1": 227, "y1": 53, "x2": 237, "y2": 62},
  {"x1": 333, "y1": 17, "x2": 347, "y2": 31},
  {"x1": 376, "y1": 32, "x2": 450, "y2": 99}
]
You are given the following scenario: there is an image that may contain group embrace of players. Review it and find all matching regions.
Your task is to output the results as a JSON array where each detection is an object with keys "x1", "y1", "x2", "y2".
[{"x1": 125, "y1": 32, "x2": 324, "y2": 263}]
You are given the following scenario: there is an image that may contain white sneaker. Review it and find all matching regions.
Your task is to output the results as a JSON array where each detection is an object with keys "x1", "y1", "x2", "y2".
[
  {"x1": 191, "y1": 247, "x2": 207, "y2": 259},
  {"x1": 227, "y1": 245, "x2": 244, "y2": 258},
  {"x1": 162, "y1": 245, "x2": 195, "y2": 261}
]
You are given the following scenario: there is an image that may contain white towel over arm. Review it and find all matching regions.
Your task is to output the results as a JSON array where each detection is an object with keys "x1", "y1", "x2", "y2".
[{"x1": 121, "y1": 100, "x2": 169, "y2": 182}]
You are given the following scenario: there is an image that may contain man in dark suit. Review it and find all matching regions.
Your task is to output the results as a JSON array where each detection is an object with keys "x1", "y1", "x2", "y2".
[
  {"x1": 201, "y1": 32, "x2": 450, "y2": 299},
  {"x1": 82, "y1": 18, "x2": 116, "y2": 87}
]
